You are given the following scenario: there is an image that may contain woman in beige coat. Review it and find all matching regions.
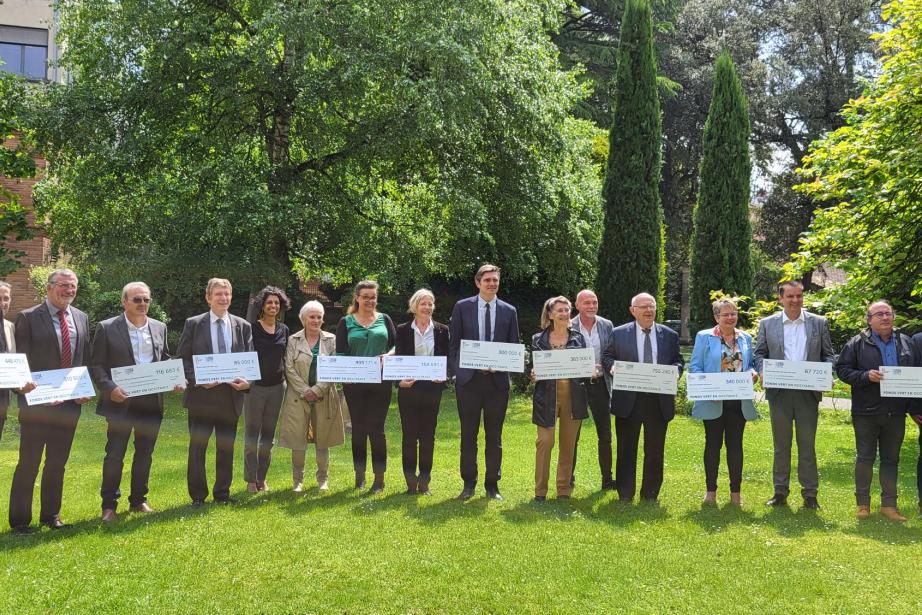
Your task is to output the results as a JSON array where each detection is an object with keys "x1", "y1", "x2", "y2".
[{"x1": 278, "y1": 300, "x2": 347, "y2": 492}]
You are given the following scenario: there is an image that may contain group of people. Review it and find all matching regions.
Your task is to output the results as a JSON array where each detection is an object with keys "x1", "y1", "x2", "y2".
[{"x1": 1, "y1": 267, "x2": 921, "y2": 535}]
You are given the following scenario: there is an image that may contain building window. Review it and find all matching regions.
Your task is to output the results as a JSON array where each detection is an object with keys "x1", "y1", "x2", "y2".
[{"x1": 0, "y1": 26, "x2": 49, "y2": 81}]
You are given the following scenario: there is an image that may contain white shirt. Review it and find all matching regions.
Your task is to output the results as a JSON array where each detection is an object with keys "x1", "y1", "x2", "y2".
[
  {"x1": 577, "y1": 317, "x2": 602, "y2": 363},
  {"x1": 476, "y1": 296, "x2": 497, "y2": 342},
  {"x1": 782, "y1": 310, "x2": 807, "y2": 362},
  {"x1": 635, "y1": 323, "x2": 658, "y2": 363},
  {"x1": 411, "y1": 320, "x2": 435, "y2": 357},
  {"x1": 125, "y1": 316, "x2": 154, "y2": 364},
  {"x1": 209, "y1": 310, "x2": 233, "y2": 354}
]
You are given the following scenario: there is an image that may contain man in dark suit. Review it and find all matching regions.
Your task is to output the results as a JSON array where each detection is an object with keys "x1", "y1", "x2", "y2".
[
  {"x1": 601, "y1": 292, "x2": 683, "y2": 503},
  {"x1": 91, "y1": 282, "x2": 180, "y2": 522},
  {"x1": 9, "y1": 268, "x2": 92, "y2": 534},
  {"x1": 571, "y1": 289, "x2": 616, "y2": 490},
  {"x1": 753, "y1": 280, "x2": 835, "y2": 510},
  {"x1": 449, "y1": 264, "x2": 520, "y2": 500},
  {"x1": 177, "y1": 278, "x2": 253, "y2": 505}
]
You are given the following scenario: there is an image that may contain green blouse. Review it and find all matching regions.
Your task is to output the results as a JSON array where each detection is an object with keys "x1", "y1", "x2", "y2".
[
  {"x1": 335, "y1": 313, "x2": 396, "y2": 357},
  {"x1": 308, "y1": 339, "x2": 320, "y2": 386}
]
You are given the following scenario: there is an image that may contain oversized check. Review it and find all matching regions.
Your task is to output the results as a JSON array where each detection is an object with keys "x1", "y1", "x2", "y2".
[
  {"x1": 112, "y1": 358, "x2": 186, "y2": 397},
  {"x1": 532, "y1": 348, "x2": 596, "y2": 380},
  {"x1": 317, "y1": 355, "x2": 382, "y2": 384},
  {"x1": 24, "y1": 366, "x2": 95, "y2": 405},
  {"x1": 686, "y1": 372, "x2": 755, "y2": 401},
  {"x1": 0, "y1": 353, "x2": 31, "y2": 389},
  {"x1": 761, "y1": 359, "x2": 833, "y2": 392},
  {"x1": 610, "y1": 361, "x2": 678, "y2": 395},
  {"x1": 459, "y1": 340, "x2": 525, "y2": 373},
  {"x1": 193, "y1": 352, "x2": 261, "y2": 384},
  {"x1": 382, "y1": 355, "x2": 447, "y2": 381},
  {"x1": 880, "y1": 365, "x2": 922, "y2": 398}
]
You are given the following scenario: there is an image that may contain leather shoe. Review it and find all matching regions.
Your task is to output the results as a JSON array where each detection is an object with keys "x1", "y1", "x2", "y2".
[
  {"x1": 856, "y1": 505, "x2": 870, "y2": 520},
  {"x1": 215, "y1": 497, "x2": 238, "y2": 505},
  {"x1": 247, "y1": 482, "x2": 258, "y2": 493},
  {"x1": 458, "y1": 486, "x2": 475, "y2": 501},
  {"x1": 765, "y1": 493, "x2": 788, "y2": 507},
  {"x1": 802, "y1": 496, "x2": 821, "y2": 510},
  {"x1": 129, "y1": 502, "x2": 154, "y2": 513},
  {"x1": 101, "y1": 509, "x2": 117, "y2": 523},
  {"x1": 533, "y1": 495, "x2": 546, "y2": 502},
  {"x1": 11, "y1": 525, "x2": 35, "y2": 536},
  {"x1": 190, "y1": 499, "x2": 205, "y2": 507},
  {"x1": 486, "y1": 488, "x2": 503, "y2": 501},
  {"x1": 42, "y1": 516, "x2": 71, "y2": 530},
  {"x1": 601, "y1": 480, "x2": 617, "y2": 491},
  {"x1": 880, "y1": 506, "x2": 907, "y2": 522}
]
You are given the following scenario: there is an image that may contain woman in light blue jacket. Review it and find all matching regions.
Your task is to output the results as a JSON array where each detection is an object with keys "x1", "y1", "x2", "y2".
[{"x1": 689, "y1": 298, "x2": 759, "y2": 506}]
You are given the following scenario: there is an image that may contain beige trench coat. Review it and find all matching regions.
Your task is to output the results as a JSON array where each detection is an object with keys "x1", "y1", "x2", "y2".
[{"x1": 277, "y1": 329, "x2": 347, "y2": 451}]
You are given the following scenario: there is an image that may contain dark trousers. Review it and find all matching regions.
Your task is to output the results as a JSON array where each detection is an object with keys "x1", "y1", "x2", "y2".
[
  {"x1": 8, "y1": 403, "x2": 81, "y2": 528},
  {"x1": 615, "y1": 393, "x2": 668, "y2": 500},
  {"x1": 852, "y1": 413, "x2": 905, "y2": 507},
  {"x1": 243, "y1": 382, "x2": 285, "y2": 483},
  {"x1": 703, "y1": 400, "x2": 746, "y2": 492},
  {"x1": 457, "y1": 372, "x2": 509, "y2": 488},
  {"x1": 0, "y1": 416, "x2": 5, "y2": 442},
  {"x1": 398, "y1": 386, "x2": 442, "y2": 481},
  {"x1": 586, "y1": 379, "x2": 613, "y2": 484},
  {"x1": 100, "y1": 398, "x2": 162, "y2": 510},
  {"x1": 917, "y1": 426, "x2": 922, "y2": 506},
  {"x1": 343, "y1": 383, "x2": 392, "y2": 474},
  {"x1": 187, "y1": 395, "x2": 239, "y2": 502}
]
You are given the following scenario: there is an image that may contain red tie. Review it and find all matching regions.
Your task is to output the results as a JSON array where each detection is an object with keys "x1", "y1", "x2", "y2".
[{"x1": 58, "y1": 309, "x2": 72, "y2": 368}]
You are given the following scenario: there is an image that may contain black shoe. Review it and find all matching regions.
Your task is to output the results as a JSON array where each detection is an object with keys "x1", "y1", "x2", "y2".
[
  {"x1": 558, "y1": 495, "x2": 571, "y2": 500},
  {"x1": 41, "y1": 516, "x2": 71, "y2": 530},
  {"x1": 190, "y1": 499, "x2": 205, "y2": 508},
  {"x1": 486, "y1": 488, "x2": 503, "y2": 501},
  {"x1": 458, "y1": 486, "x2": 475, "y2": 501},
  {"x1": 533, "y1": 496, "x2": 546, "y2": 502},
  {"x1": 803, "y1": 496, "x2": 821, "y2": 510},
  {"x1": 601, "y1": 480, "x2": 617, "y2": 491},
  {"x1": 11, "y1": 525, "x2": 35, "y2": 536},
  {"x1": 766, "y1": 493, "x2": 788, "y2": 507},
  {"x1": 214, "y1": 497, "x2": 237, "y2": 505}
]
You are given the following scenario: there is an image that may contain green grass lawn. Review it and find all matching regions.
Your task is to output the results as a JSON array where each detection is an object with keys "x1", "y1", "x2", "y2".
[{"x1": 2, "y1": 392, "x2": 922, "y2": 614}]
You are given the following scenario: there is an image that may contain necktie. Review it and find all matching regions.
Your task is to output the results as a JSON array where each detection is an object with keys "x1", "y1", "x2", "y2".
[
  {"x1": 58, "y1": 309, "x2": 72, "y2": 368},
  {"x1": 484, "y1": 302, "x2": 492, "y2": 342},
  {"x1": 216, "y1": 318, "x2": 228, "y2": 353},
  {"x1": 642, "y1": 327, "x2": 653, "y2": 363}
]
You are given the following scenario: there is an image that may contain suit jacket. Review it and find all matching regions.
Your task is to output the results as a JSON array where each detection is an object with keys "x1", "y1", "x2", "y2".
[
  {"x1": 14, "y1": 302, "x2": 91, "y2": 411},
  {"x1": 600, "y1": 321, "x2": 684, "y2": 421},
  {"x1": 90, "y1": 314, "x2": 171, "y2": 417},
  {"x1": 1, "y1": 318, "x2": 15, "y2": 416},
  {"x1": 448, "y1": 295, "x2": 520, "y2": 390},
  {"x1": 177, "y1": 311, "x2": 254, "y2": 416},
  {"x1": 571, "y1": 314, "x2": 615, "y2": 392},
  {"x1": 395, "y1": 320, "x2": 450, "y2": 391},
  {"x1": 689, "y1": 328, "x2": 759, "y2": 421},
  {"x1": 752, "y1": 311, "x2": 835, "y2": 402}
]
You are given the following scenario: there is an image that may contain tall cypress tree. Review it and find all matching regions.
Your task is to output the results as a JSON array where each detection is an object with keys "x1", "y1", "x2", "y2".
[
  {"x1": 688, "y1": 53, "x2": 753, "y2": 333},
  {"x1": 596, "y1": 0, "x2": 665, "y2": 324}
]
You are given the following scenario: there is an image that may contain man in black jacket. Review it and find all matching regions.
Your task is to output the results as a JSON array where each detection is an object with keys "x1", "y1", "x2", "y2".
[{"x1": 835, "y1": 300, "x2": 921, "y2": 522}]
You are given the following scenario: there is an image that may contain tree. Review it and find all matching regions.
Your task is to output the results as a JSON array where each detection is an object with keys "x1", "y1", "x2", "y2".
[
  {"x1": 0, "y1": 72, "x2": 37, "y2": 276},
  {"x1": 29, "y1": 0, "x2": 603, "y2": 305},
  {"x1": 688, "y1": 53, "x2": 752, "y2": 333},
  {"x1": 792, "y1": 0, "x2": 922, "y2": 332},
  {"x1": 596, "y1": 0, "x2": 665, "y2": 324}
]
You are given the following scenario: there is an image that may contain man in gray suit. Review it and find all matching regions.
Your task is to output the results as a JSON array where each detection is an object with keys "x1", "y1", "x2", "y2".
[
  {"x1": 9, "y1": 268, "x2": 92, "y2": 533},
  {"x1": 177, "y1": 278, "x2": 254, "y2": 505},
  {"x1": 572, "y1": 289, "x2": 616, "y2": 489},
  {"x1": 754, "y1": 280, "x2": 835, "y2": 510},
  {"x1": 91, "y1": 282, "x2": 181, "y2": 522}
]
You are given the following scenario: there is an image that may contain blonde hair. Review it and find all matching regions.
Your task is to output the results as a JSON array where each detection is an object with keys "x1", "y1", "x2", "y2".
[
  {"x1": 206, "y1": 278, "x2": 233, "y2": 296},
  {"x1": 711, "y1": 298, "x2": 738, "y2": 317},
  {"x1": 540, "y1": 295, "x2": 571, "y2": 330},
  {"x1": 407, "y1": 288, "x2": 435, "y2": 314},
  {"x1": 348, "y1": 280, "x2": 378, "y2": 314}
]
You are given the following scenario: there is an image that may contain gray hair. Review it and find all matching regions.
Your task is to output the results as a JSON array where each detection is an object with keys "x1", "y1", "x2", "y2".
[
  {"x1": 630, "y1": 292, "x2": 656, "y2": 307},
  {"x1": 299, "y1": 300, "x2": 325, "y2": 320},
  {"x1": 0, "y1": 281, "x2": 11, "y2": 291},
  {"x1": 712, "y1": 298, "x2": 738, "y2": 317},
  {"x1": 121, "y1": 281, "x2": 151, "y2": 301},
  {"x1": 47, "y1": 268, "x2": 78, "y2": 285},
  {"x1": 407, "y1": 288, "x2": 435, "y2": 314}
]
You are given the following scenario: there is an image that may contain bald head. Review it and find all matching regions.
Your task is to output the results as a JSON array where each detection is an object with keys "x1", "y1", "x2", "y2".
[
  {"x1": 574, "y1": 289, "x2": 598, "y2": 321},
  {"x1": 629, "y1": 293, "x2": 657, "y2": 329}
]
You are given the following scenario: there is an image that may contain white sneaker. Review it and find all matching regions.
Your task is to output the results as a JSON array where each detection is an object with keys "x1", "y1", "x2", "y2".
[
  {"x1": 293, "y1": 482, "x2": 304, "y2": 493},
  {"x1": 318, "y1": 481, "x2": 329, "y2": 492}
]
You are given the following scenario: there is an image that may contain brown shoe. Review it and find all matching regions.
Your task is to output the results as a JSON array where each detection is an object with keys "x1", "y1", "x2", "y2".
[
  {"x1": 129, "y1": 502, "x2": 154, "y2": 513},
  {"x1": 856, "y1": 505, "x2": 870, "y2": 520},
  {"x1": 880, "y1": 506, "x2": 907, "y2": 522},
  {"x1": 729, "y1": 492, "x2": 742, "y2": 507},
  {"x1": 101, "y1": 509, "x2": 117, "y2": 523},
  {"x1": 702, "y1": 491, "x2": 717, "y2": 506}
]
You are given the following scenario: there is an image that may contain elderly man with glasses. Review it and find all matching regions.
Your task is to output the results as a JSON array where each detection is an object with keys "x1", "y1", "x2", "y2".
[{"x1": 836, "y1": 300, "x2": 922, "y2": 522}]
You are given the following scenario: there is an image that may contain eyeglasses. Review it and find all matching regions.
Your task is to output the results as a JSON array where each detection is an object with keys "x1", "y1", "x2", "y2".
[
  {"x1": 131, "y1": 297, "x2": 152, "y2": 304},
  {"x1": 718, "y1": 312, "x2": 739, "y2": 318},
  {"x1": 632, "y1": 305, "x2": 656, "y2": 311},
  {"x1": 53, "y1": 282, "x2": 78, "y2": 290},
  {"x1": 869, "y1": 311, "x2": 894, "y2": 319}
]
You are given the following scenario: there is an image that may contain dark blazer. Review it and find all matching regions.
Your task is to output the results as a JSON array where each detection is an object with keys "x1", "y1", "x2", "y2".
[
  {"x1": 395, "y1": 320, "x2": 450, "y2": 391},
  {"x1": 448, "y1": 295, "x2": 520, "y2": 390},
  {"x1": 90, "y1": 314, "x2": 171, "y2": 418},
  {"x1": 14, "y1": 302, "x2": 91, "y2": 411},
  {"x1": 177, "y1": 311, "x2": 254, "y2": 416},
  {"x1": 835, "y1": 328, "x2": 920, "y2": 416},
  {"x1": 752, "y1": 310, "x2": 835, "y2": 402},
  {"x1": 601, "y1": 321, "x2": 684, "y2": 422},
  {"x1": 530, "y1": 328, "x2": 589, "y2": 427},
  {"x1": 1, "y1": 317, "x2": 15, "y2": 418}
]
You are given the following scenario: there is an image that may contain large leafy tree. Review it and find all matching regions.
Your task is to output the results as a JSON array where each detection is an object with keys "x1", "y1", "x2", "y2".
[
  {"x1": 688, "y1": 53, "x2": 752, "y2": 333},
  {"x1": 30, "y1": 0, "x2": 603, "y2": 302},
  {"x1": 596, "y1": 0, "x2": 665, "y2": 323},
  {"x1": 0, "y1": 72, "x2": 37, "y2": 276},
  {"x1": 792, "y1": 0, "x2": 922, "y2": 331}
]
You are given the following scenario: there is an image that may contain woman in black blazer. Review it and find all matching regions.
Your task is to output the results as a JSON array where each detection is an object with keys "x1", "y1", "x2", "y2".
[{"x1": 394, "y1": 288, "x2": 450, "y2": 495}]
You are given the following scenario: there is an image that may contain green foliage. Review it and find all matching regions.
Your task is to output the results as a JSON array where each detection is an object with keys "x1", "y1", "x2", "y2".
[
  {"x1": 793, "y1": 0, "x2": 922, "y2": 334},
  {"x1": 688, "y1": 53, "x2": 752, "y2": 333},
  {"x1": 0, "y1": 72, "x2": 37, "y2": 276},
  {"x1": 596, "y1": 0, "x2": 666, "y2": 324}
]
